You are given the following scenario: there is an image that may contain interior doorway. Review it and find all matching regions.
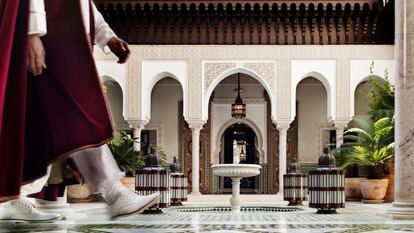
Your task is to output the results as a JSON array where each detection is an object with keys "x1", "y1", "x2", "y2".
[{"x1": 219, "y1": 123, "x2": 259, "y2": 194}]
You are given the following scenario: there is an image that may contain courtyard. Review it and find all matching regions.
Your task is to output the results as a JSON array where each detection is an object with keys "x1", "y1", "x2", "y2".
[{"x1": 3, "y1": 0, "x2": 414, "y2": 232}]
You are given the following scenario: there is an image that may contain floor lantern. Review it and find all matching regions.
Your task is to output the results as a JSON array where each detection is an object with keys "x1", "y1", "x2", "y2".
[
  {"x1": 283, "y1": 159, "x2": 308, "y2": 206},
  {"x1": 136, "y1": 153, "x2": 171, "y2": 211},
  {"x1": 170, "y1": 157, "x2": 188, "y2": 206},
  {"x1": 309, "y1": 147, "x2": 345, "y2": 214}
]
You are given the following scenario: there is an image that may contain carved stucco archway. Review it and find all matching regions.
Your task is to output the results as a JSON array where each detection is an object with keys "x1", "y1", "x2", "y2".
[
  {"x1": 213, "y1": 118, "x2": 265, "y2": 165},
  {"x1": 293, "y1": 71, "x2": 333, "y2": 121},
  {"x1": 349, "y1": 59, "x2": 395, "y2": 120},
  {"x1": 202, "y1": 63, "x2": 277, "y2": 122},
  {"x1": 143, "y1": 72, "x2": 186, "y2": 122},
  {"x1": 141, "y1": 60, "x2": 189, "y2": 122},
  {"x1": 101, "y1": 75, "x2": 126, "y2": 112},
  {"x1": 291, "y1": 60, "x2": 336, "y2": 122},
  {"x1": 351, "y1": 74, "x2": 386, "y2": 117},
  {"x1": 101, "y1": 75, "x2": 129, "y2": 130}
]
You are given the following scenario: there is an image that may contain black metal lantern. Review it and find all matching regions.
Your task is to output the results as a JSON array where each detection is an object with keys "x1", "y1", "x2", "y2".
[
  {"x1": 308, "y1": 147, "x2": 345, "y2": 214},
  {"x1": 231, "y1": 73, "x2": 246, "y2": 119},
  {"x1": 283, "y1": 158, "x2": 308, "y2": 206},
  {"x1": 170, "y1": 156, "x2": 181, "y2": 173}
]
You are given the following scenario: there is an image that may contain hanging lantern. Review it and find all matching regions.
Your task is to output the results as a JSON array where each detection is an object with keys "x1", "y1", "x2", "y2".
[
  {"x1": 231, "y1": 73, "x2": 246, "y2": 119},
  {"x1": 239, "y1": 146, "x2": 246, "y2": 161}
]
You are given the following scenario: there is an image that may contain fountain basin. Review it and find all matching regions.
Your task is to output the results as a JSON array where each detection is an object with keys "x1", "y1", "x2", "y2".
[
  {"x1": 212, "y1": 164, "x2": 262, "y2": 212},
  {"x1": 212, "y1": 164, "x2": 261, "y2": 177}
]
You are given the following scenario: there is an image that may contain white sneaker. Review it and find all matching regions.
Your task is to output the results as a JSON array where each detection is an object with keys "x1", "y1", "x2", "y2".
[
  {"x1": 110, "y1": 190, "x2": 160, "y2": 218},
  {"x1": 0, "y1": 199, "x2": 61, "y2": 222}
]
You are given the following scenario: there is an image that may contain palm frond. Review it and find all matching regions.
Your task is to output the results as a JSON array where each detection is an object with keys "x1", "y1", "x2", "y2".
[
  {"x1": 374, "y1": 117, "x2": 391, "y2": 131},
  {"x1": 337, "y1": 116, "x2": 394, "y2": 170},
  {"x1": 344, "y1": 128, "x2": 373, "y2": 143},
  {"x1": 108, "y1": 131, "x2": 145, "y2": 175},
  {"x1": 352, "y1": 115, "x2": 374, "y2": 132}
]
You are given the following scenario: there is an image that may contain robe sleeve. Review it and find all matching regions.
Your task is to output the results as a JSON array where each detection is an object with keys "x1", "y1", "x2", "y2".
[
  {"x1": 28, "y1": 0, "x2": 47, "y2": 36},
  {"x1": 92, "y1": 2, "x2": 117, "y2": 50}
]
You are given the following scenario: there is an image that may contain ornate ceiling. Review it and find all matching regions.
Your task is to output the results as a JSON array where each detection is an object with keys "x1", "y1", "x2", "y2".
[{"x1": 95, "y1": 0, "x2": 393, "y2": 45}]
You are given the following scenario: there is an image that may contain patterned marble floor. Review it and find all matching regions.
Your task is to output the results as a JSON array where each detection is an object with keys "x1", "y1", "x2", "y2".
[{"x1": 1, "y1": 202, "x2": 414, "y2": 233}]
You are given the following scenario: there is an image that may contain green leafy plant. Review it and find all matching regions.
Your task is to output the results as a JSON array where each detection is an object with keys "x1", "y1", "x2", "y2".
[
  {"x1": 336, "y1": 115, "x2": 394, "y2": 178},
  {"x1": 108, "y1": 132, "x2": 145, "y2": 176},
  {"x1": 366, "y1": 62, "x2": 395, "y2": 121}
]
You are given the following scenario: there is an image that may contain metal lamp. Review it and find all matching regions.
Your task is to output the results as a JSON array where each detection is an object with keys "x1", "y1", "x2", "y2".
[{"x1": 231, "y1": 73, "x2": 246, "y2": 119}]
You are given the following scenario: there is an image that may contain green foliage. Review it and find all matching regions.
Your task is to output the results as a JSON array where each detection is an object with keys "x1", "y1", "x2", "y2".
[
  {"x1": 335, "y1": 115, "x2": 394, "y2": 170},
  {"x1": 334, "y1": 62, "x2": 395, "y2": 178},
  {"x1": 108, "y1": 132, "x2": 145, "y2": 176},
  {"x1": 147, "y1": 144, "x2": 168, "y2": 167},
  {"x1": 366, "y1": 61, "x2": 395, "y2": 121}
]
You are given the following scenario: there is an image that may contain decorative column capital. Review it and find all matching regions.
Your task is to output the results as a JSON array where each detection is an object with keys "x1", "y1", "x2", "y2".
[
  {"x1": 331, "y1": 120, "x2": 349, "y2": 129},
  {"x1": 275, "y1": 120, "x2": 292, "y2": 134},
  {"x1": 187, "y1": 119, "x2": 206, "y2": 131},
  {"x1": 127, "y1": 119, "x2": 148, "y2": 129}
]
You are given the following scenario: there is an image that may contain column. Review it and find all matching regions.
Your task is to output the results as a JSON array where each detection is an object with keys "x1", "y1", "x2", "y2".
[
  {"x1": 387, "y1": 0, "x2": 414, "y2": 219},
  {"x1": 127, "y1": 120, "x2": 148, "y2": 152},
  {"x1": 133, "y1": 126, "x2": 144, "y2": 152},
  {"x1": 334, "y1": 122, "x2": 348, "y2": 148},
  {"x1": 277, "y1": 124, "x2": 289, "y2": 194},
  {"x1": 188, "y1": 121, "x2": 205, "y2": 195},
  {"x1": 335, "y1": 127, "x2": 344, "y2": 148}
]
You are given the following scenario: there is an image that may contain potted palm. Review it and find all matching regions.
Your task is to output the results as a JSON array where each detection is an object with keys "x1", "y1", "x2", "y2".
[
  {"x1": 108, "y1": 132, "x2": 145, "y2": 191},
  {"x1": 333, "y1": 149, "x2": 366, "y2": 201},
  {"x1": 339, "y1": 115, "x2": 394, "y2": 203}
]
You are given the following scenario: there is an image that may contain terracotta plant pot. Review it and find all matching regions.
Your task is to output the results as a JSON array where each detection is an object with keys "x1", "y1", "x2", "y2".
[
  {"x1": 121, "y1": 176, "x2": 136, "y2": 191},
  {"x1": 345, "y1": 178, "x2": 366, "y2": 201},
  {"x1": 360, "y1": 179, "x2": 389, "y2": 204},
  {"x1": 67, "y1": 184, "x2": 91, "y2": 201}
]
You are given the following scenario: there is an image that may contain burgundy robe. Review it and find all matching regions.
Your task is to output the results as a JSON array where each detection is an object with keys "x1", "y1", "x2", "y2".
[{"x1": 0, "y1": 0, "x2": 113, "y2": 201}]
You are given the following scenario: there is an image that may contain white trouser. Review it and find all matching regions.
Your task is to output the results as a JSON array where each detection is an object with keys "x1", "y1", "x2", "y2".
[
  {"x1": 70, "y1": 144, "x2": 125, "y2": 195},
  {"x1": 20, "y1": 166, "x2": 52, "y2": 197},
  {"x1": 18, "y1": 145, "x2": 125, "y2": 203}
]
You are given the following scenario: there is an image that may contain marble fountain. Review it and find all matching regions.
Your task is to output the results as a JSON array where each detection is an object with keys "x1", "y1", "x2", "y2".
[{"x1": 211, "y1": 164, "x2": 262, "y2": 212}]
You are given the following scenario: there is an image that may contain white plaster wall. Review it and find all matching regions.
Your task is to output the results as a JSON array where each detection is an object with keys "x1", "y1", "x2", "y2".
[
  {"x1": 103, "y1": 82, "x2": 129, "y2": 130},
  {"x1": 96, "y1": 60, "x2": 128, "y2": 118},
  {"x1": 350, "y1": 59, "x2": 395, "y2": 117},
  {"x1": 211, "y1": 101, "x2": 267, "y2": 165},
  {"x1": 291, "y1": 60, "x2": 336, "y2": 122},
  {"x1": 354, "y1": 82, "x2": 371, "y2": 116},
  {"x1": 142, "y1": 60, "x2": 188, "y2": 122},
  {"x1": 149, "y1": 82, "x2": 183, "y2": 163},
  {"x1": 297, "y1": 81, "x2": 331, "y2": 163}
]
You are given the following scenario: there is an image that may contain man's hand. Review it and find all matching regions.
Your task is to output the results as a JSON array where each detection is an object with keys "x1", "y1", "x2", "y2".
[
  {"x1": 27, "y1": 35, "x2": 46, "y2": 76},
  {"x1": 107, "y1": 37, "x2": 130, "y2": 64}
]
